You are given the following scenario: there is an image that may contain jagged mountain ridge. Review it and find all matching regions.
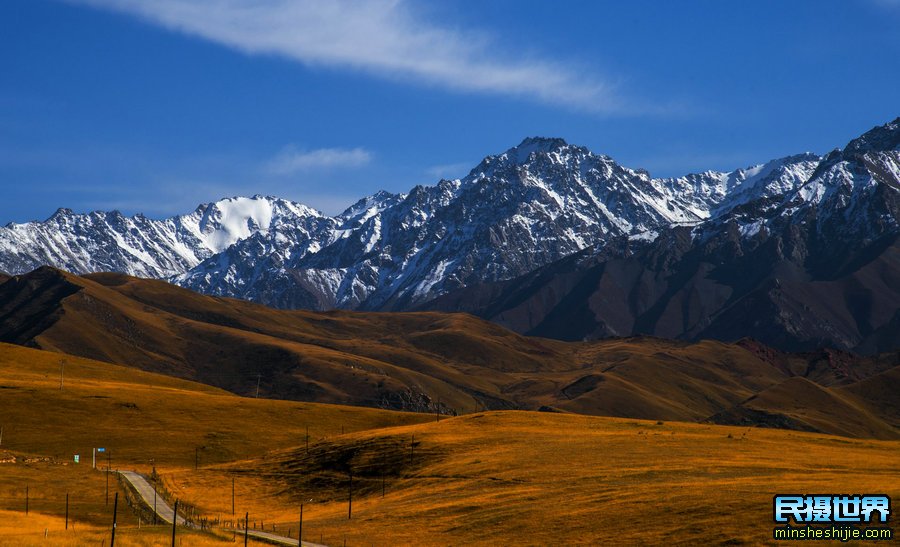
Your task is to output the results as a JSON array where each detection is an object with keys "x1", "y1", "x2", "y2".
[
  {"x1": 0, "y1": 195, "x2": 326, "y2": 279},
  {"x1": 171, "y1": 137, "x2": 818, "y2": 310},
  {"x1": 1, "y1": 119, "x2": 897, "y2": 352},
  {"x1": 0, "y1": 136, "x2": 819, "y2": 309},
  {"x1": 420, "y1": 118, "x2": 900, "y2": 354}
]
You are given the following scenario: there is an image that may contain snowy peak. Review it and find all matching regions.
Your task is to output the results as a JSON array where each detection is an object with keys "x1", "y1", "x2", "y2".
[
  {"x1": 48, "y1": 207, "x2": 76, "y2": 221},
  {"x1": 693, "y1": 119, "x2": 900, "y2": 245},
  {"x1": 655, "y1": 153, "x2": 821, "y2": 222},
  {"x1": 843, "y1": 117, "x2": 900, "y2": 156},
  {"x1": 3, "y1": 117, "x2": 899, "y2": 317},
  {"x1": 805, "y1": 118, "x2": 900, "y2": 183},
  {"x1": 711, "y1": 153, "x2": 822, "y2": 215},
  {"x1": 337, "y1": 190, "x2": 405, "y2": 227},
  {"x1": 194, "y1": 196, "x2": 277, "y2": 251},
  {"x1": 174, "y1": 121, "x2": 896, "y2": 311},
  {"x1": 508, "y1": 136, "x2": 570, "y2": 163},
  {"x1": 0, "y1": 195, "x2": 325, "y2": 279},
  {"x1": 186, "y1": 195, "x2": 322, "y2": 253},
  {"x1": 469, "y1": 136, "x2": 585, "y2": 178}
]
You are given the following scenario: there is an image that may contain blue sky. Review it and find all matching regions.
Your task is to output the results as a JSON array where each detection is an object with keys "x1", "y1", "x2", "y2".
[{"x1": 2, "y1": 0, "x2": 899, "y2": 223}]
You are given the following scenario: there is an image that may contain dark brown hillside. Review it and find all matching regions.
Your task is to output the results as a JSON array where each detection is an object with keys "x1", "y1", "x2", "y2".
[
  {"x1": 709, "y1": 368, "x2": 900, "y2": 439},
  {"x1": 423, "y1": 234, "x2": 900, "y2": 355},
  {"x1": 0, "y1": 267, "x2": 897, "y2": 438}
]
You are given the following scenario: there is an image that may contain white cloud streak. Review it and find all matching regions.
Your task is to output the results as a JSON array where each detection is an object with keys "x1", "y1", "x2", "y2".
[
  {"x1": 424, "y1": 161, "x2": 472, "y2": 180},
  {"x1": 265, "y1": 146, "x2": 372, "y2": 175},
  {"x1": 68, "y1": 0, "x2": 626, "y2": 113}
]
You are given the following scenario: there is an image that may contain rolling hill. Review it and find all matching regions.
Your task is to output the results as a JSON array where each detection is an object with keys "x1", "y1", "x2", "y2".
[
  {"x1": 160, "y1": 412, "x2": 900, "y2": 546},
  {"x1": 1, "y1": 267, "x2": 897, "y2": 439},
  {"x1": 1, "y1": 342, "x2": 898, "y2": 545},
  {"x1": 0, "y1": 341, "x2": 430, "y2": 545},
  {"x1": 0, "y1": 342, "x2": 430, "y2": 467}
]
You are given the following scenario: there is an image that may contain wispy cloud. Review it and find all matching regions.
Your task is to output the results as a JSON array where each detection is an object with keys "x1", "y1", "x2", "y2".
[
  {"x1": 0, "y1": 142, "x2": 369, "y2": 220},
  {"x1": 869, "y1": 0, "x2": 900, "y2": 8},
  {"x1": 265, "y1": 146, "x2": 372, "y2": 175},
  {"x1": 425, "y1": 162, "x2": 472, "y2": 180},
  {"x1": 68, "y1": 0, "x2": 631, "y2": 114}
]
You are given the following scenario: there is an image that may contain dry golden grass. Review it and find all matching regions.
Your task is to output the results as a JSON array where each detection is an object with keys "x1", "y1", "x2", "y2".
[
  {"x1": 2, "y1": 342, "x2": 898, "y2": 545},
  {"x1": 0, "y1": 510, "x2": 274, "y2": 546},
  {"x1": 168, "y1": 412, "x2": 900, "y2": 546},
  {"x1": 0, "y1": 342, "x2": 432, "y2": 468},
  {"x1": 0, "y1": 342, "x2": 430, "y2": 536}
]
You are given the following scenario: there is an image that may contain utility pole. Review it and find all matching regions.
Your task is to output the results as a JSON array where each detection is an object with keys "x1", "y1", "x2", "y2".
[
  {"x1": 59, "y1": 359, "x2": 65, "y2": 390},
  {"x1": 348, "y1": 469, "x2": 353, "y2": 520},
  {"x1": 298, "y1": 504, "x2": 303, "y2": 547},
  {"x1": 171, "y1": 500, "x2": 178, "y2": 546},
  {"x1": 255, "y1": 374, "x2": 261, "y2": 398},
  {"x1": 65, "y1": 492, "x2": 69, "y2": 529},
  {"x1": 110, "y1": 492, "x2": 118, "y2": 547},
  {"x1": 244, "y1": 512, "x2": 249, "y2": 547}
]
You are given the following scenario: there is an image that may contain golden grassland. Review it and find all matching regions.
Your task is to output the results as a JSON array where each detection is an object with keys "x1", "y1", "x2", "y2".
[
  {"x1": 0, "y1": 342, "x2": 429, "y2": 541},
  {"x1": 169, "y1": 413, "x2": 900, "y2": 546},
  {"x1": 0, "y1": 510, "x2": 275, "y2": 546},
  {"x1": 1, "y1": 342, "x2": 898, "y2": 545},
  {"x1": 0, "y1": 343, "x2": 432, "y2": 468}
]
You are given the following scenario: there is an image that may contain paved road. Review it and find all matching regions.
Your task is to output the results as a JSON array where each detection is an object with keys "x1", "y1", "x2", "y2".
[
  {"x1": 119, "y1": 471, "x2": 191, "y2": 527},
  {"x1": 244, "y1": 527, "x2": 328, "y2": 546},
  {"x1": 120, "y1": 470, "x2": 327, "y2": 546}
]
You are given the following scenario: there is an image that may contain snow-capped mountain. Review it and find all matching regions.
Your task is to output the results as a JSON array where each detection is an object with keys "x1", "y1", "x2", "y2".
[
  {"x1": 421, "y1": 118, "x2": 900, "y2": 354},
  {"x1": 693, "y1": 118, "x2": 900, "y2": 252},
  {"x1": 175, "y1": 137, "x2": 819, "y2": 309},
  {"x1": 2, "y1": 119, "x2": 896, "y2": 333},
  {"x1": 0, "y1": 196, "x2": 327, "y2": 279}
]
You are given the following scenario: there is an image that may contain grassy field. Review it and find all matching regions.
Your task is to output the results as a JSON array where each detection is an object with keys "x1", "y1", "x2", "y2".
[
  {"x1": 1, "y1": 342, "x2": 898, "y2": 545},
  {"x1": 168, "y1": 413, "x2": 900, "y2": 545},
  {"x1": 0, "y1": 509, "x2": 275, "y2": 546},
  {"x1": 0, "y1": 342, "x2": 432, "y2": 468},
  {"x1": 0, "y1": 342, "x2": 430, "y2": 540}
]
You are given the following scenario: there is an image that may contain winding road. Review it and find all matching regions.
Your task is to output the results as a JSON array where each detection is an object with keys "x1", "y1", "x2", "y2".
[{"x1": 119, "y1": 471, "x2": 327, "y2": 546}]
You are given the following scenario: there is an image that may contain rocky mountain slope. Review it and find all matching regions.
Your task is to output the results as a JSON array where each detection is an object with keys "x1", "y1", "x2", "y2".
[
  {"x1": 421, "y1": 118, "x2": 900, "y2": 354},
  {"x1": 173, "y1": 138, "x2": 819, "y2": 310},
  {"x1": 0, "y1": 195, "x2": 327, "y2": 279},
  {"x1": 1, "y1": 118, "x2": 897, "y2": 354},
  {"x1": 0, "y1": 138, "x2": 821, "y2": 310}
]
